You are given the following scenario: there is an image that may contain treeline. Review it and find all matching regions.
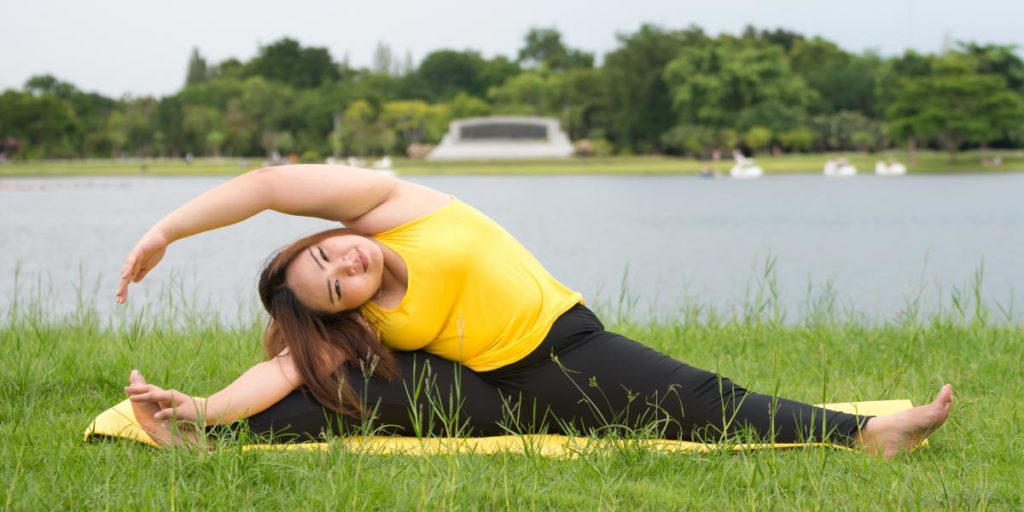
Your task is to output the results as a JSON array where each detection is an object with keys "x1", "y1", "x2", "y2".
[{"x1": 2, "y1": 25, "x2": 1023, "y2": 161}]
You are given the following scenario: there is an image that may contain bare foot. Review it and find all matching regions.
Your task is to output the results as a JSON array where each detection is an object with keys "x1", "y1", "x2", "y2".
[
  {"x1": 127, "y1": 369, "x2": 199, "y2": 448},
  {"x1": 857, "y1": 384, "x2": 953, "y2": 459}
]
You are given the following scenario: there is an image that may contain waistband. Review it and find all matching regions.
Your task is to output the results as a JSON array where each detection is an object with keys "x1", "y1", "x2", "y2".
[{"x1": 482, "y1": 304, "x2": 603, "y2": 377}]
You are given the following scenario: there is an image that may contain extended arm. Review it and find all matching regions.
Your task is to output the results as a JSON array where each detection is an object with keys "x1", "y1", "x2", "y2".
[
  {"x1": 126, "y1": 352, "x2": 302, "y2": 426},
  {"x1": 116, "y1": 164, "x2": 401, "y2": 303}
]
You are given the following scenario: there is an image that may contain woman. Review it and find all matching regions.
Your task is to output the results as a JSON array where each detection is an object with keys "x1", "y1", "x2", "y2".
[{"x1": 118, "y1": 165, "x2": 952, "y2": 457}]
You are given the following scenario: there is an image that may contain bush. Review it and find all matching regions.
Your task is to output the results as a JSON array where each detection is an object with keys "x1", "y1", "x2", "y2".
[
  {"x1": 574, "y1": 138, "x2": 614, "y2": 157},
  {"x1": 300, "y1": 149, "x2": 322, "y2": 163}
]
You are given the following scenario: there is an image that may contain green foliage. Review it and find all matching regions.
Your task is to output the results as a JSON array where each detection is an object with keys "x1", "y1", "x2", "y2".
[
  {"x1": 2, "y1": 282, "x2": 1022, "y2": 509},
  {"x1": 4, "y1": 26, "x2": 1024, "y2": 161},
  {"x1": 445, "y1": 93, "x2": 492, "y2": 119},
  {"x1": 417, "y1": 50, "x2": 487, "y2": 102},
  {"x1": 811, "y1": 111, "x2": 885, "y2": 151},
  {"x1": 487, "y1": 71, "x2": 562, "y2": 116},
  {"x1": 244, "y1": 38, "x2": 340, "y2": 89},
  {"x1": 887, "y1": 52, "x2": 1024, "y2": 159},
  {"x1": 340, "y1": 100, "x2": 395, "y2": 156},
  {"x1": 659, "y1": 124, "x2": 713, "y2": 156},
  {"x1": 663, "y1": 40, "x2": 816, "y2": 133},
  {"x1": 777, "y1": 128, "x2": 814, "y2": 152},
  {"x1": 185, "y1": 47, "x2": 208, "y2": 86},
  {"x1": 517, "y1": 27, "x2": 593, "y2": 71},
  {"x1": 380, "y1": 100, "x2": 447, "y2": 147},
  {"x1": 0, "y1": 89, "x2": 81, "y2": 158},
  {"x1": 301, "y1": 149, "x2": 322, "y2": 163},
  {"x1": 604, "y1": 25, "x2": 704, "y2": 152},
  {"x1": 560, "y1": 68, "x2": 610, "y2": 140},
  {"x1": 743, "y1": 126, "x2": 773, "y2": 153}
]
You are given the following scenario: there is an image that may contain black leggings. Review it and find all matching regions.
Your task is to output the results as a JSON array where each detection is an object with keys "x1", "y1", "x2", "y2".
[{"x1": 238, "y1": 305, "x2": 870, "y2": 445}]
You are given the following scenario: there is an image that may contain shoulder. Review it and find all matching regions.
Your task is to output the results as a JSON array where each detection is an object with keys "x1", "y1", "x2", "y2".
[{"x1": 346, "y1": 180, "x2": 454, "y2": 235}]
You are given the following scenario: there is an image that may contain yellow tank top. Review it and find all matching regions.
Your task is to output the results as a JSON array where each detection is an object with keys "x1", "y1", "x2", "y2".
[{"x1": 360, "y1": 199, "x2": 583, "y2": 371}]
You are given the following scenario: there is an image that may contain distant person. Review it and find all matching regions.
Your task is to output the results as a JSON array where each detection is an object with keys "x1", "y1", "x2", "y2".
[
  {"x1": 117, "y1": 165, "x2": 952, "y2": 457},
  {"x1": 185, "y1": 152, "x2": 194, "y2": 165}
]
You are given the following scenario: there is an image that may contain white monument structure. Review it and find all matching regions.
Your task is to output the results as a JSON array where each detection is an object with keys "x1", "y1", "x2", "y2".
[{"x1": 428, "y1": 116, "x2": 574, "y2": 160}]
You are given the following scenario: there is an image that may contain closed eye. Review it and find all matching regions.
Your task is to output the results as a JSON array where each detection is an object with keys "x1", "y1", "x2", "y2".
[{"x1": 318, "y1": 247, "x2": 329, "y2": 262}]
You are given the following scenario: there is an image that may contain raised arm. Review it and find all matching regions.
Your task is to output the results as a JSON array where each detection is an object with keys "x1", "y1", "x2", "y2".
[{"x1": 116, "y1": 164, "x2": 438, "y2": 303}]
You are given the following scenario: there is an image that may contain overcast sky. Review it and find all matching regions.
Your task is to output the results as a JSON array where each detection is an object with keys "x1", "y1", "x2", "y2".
[{"x1": 3, "y1": 0, "x2": 1021, "y2": 98}]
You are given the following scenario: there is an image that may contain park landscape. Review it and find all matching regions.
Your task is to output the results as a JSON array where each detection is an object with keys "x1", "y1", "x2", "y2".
[{"x1": 2, "y1": 20, "x2": 1024, "y2": 511}]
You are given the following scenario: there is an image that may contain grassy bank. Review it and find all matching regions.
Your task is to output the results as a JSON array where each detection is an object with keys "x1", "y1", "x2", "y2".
[
  {"x1": 2, "y1": 150, "x2": 1023, "y2": 177},
  {"x1": 1, "y1": 284, "x2": 1021, "y2": 510}
]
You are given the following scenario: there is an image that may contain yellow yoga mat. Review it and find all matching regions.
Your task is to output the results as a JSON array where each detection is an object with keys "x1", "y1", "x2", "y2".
[{"x1": 84, "y1": 398, "x2": 915, "y2": 456}]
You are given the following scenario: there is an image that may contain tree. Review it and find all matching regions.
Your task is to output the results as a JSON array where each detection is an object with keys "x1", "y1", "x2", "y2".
[
  {"x1": 380, "y1": 100, "x2": 432, "y2": 146},
  {"x1": 487, "y1": 71, "x2": 562, "y2": 116},
  {"x1": 340, "y1": 100, "x2": 395, "y2": 155},
  {"x1": 185, "y1": 47, "x2": 209, "y2": 86},
  {"x1": 604, "y1": 24, "x2": 706, "y2": 152},
  {"x1": 120, "y1": 97, "x2": 159, "y2": 156},
  {"x1": 777, "y1": 128, "x2": 814, "y2": 152},
  {"x1": 209, "y1": 58, "x2": 244, "y2": 80},
  {"x1": 222, "y1": 99, "x2": 257, "y2": 155},
  {"x1": 887, "y1": 53, "x2": 1024, "y2": 159},
  {"x1": 659, "y1": 124, "x2": 713, "y2": 156},
  {"x1": 446, "y1": 93, "x2": 492, "y2": 119},
  {"x1": 478, "y1": 56, "x2": 521, "y2": 93},
  {"x1": 517, "y1": 27, "x2": 593, "y2": 71},
  {"x1": 416, "y1": 50, "x2": 486, "y2": 102},
  {"x1": 372, "y1": 41, "x2": 395, "y2": 75},
  {"x1": 958, "y1": 42, "x2": 1024, "y2": 91},
  {"x1": 560, "y1": 68, "x2": 610, "y2": 140},
  {"x1": 789, "y1": 38, "x2": 878, "y2": 115},
  {"x1": 181, "y1": 105, "x2": 222, "y2": 154},
  {"x1": 154, "y1": 96, "x2": 185, "y2": 156},
  {"x1": 245, "y1": 38, "x2": 340, "y2": 89},
  {"x1": 0, "y1": 90, "x2": 80, "y2": 157},
  {"x1": 24, "y1": 74, "x2": 77, "y2": 97},
  {"x1": 663, "y1": 40, "x2": 816, "y2": 134},
  {"x1": 810, "y1": 111, "x2": 884, "y2": 151},
  {"x1": 743, "y1": 126, "x2": 773, "y2": 153}
]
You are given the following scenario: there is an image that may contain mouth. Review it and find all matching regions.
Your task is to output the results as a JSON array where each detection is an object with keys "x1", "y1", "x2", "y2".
[{"x1": 357, "y1": 249, "x2": 368, "y2": 272}]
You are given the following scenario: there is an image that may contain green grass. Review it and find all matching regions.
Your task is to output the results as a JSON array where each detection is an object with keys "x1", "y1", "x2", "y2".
[
  {"x1": 2, "y1": 150, "x2": 1023, "y2": 177},
  {"x1": 1, "y1": 276, "x2": 1022, "y2": 510}
]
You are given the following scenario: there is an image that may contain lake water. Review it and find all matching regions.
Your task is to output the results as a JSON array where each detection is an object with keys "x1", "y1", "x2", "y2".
[{"x1": 1, "y1": 173, "x2": 1022, "y2": 323}]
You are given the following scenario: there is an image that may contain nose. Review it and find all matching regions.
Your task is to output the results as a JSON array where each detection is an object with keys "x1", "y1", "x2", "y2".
[{"x1": 329, "y1": 251, "x2": 360, "y2": 276}]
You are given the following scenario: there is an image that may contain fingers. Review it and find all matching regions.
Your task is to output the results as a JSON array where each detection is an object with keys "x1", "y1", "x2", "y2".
[
  {"x1": 126, "y1": 386, "x2": 172, "y2": 403},
  {"x1": 154, "y1": 407, "x2": 190, "y2": 421},
  {"x1": 129, "y1": 368, "x2": 146, "y2": 386},
  {"x1": 116, "y1": 251, "x2": 140, "y2": 304}
]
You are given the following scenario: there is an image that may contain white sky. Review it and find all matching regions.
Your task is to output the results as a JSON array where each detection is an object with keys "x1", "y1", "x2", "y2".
[{"x1": 2, "y1": 0, "x2": 1022, "y2": 98}]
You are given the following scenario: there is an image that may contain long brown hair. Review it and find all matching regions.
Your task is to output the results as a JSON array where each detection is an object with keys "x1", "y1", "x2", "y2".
[{"x1": 258, "y1": 228, "x2": 397, "y2": 416}]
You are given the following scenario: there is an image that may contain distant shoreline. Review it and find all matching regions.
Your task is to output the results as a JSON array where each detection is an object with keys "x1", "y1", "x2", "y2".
[{"x1": 2, "y1": 151, "x2": 1022, "y2": 177}]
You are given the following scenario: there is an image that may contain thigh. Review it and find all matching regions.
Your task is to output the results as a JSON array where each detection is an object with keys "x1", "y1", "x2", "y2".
[
  {"x1": 492, "y1": 330, "x2": 867, "y2": 443},
  {"x1": 493, "y1": 329, "x2": 699, "y2": 437},
  {"x1": 240, "y1": 350, "x2": 510, "y2": 442}
]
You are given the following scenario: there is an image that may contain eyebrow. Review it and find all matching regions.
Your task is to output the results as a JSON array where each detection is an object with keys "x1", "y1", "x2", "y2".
[
  {"x1": 308, "y1": 248, "x2": 325, "y2": 270},
  {"x1": 308, "y1": 248, "x2": 333, "y2": 305}
]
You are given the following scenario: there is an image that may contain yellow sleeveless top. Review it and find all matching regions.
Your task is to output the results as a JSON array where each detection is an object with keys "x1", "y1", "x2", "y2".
[{"x1": 360, "y1": 199, "x2": 583, "y2": 371}]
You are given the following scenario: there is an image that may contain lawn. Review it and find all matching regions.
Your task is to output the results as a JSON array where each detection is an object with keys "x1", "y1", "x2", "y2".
[
  {"x1": 1, "y1": 280, "x2": 1020, "y2": 510},
  {"x1": 1, "y1": 150, "x2": 1023, "y2": 177}
]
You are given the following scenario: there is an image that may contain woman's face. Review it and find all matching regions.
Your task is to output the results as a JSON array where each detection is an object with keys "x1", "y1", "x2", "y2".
[{"x1": 285, "y1": 232, "x2": 384, "y2": 314}]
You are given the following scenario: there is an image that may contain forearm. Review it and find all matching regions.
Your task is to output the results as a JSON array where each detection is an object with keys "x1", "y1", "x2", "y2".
[
  {"x1": 196, "y1": 358, "x2": 301, "y2": 425},
  {"x1": 152, "y1": 169, "x2": 275, "y2": 243},
  {"x1": 151, "y1": 165, "x2": 396, "y2": 243}
]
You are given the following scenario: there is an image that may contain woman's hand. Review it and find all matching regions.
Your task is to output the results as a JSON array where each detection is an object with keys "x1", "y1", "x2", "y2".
[
  {"x1": 116, "y1": 228, "x2": 170, "y2": 304},
  {"x1": 125, "y1": 373, "x2": 205, "y2": 423}
]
